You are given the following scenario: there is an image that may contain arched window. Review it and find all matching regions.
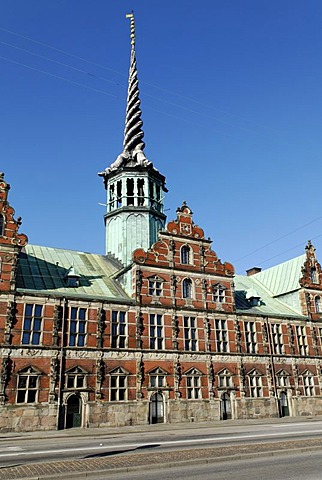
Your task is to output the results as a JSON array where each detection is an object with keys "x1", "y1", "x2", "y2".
[
  {"x1": 0, "y1": 214, "x2": 4, "y2": 236},
  {"x1": 181, "y1": 245, "x2": 191, "y2": 265},
  {"x1": 182, "y1": 278, "x2": 192, "y2": 299},
  {"x1": 310, "y1": 267, "x2": 318, "y2": 284},
  {"x1": 315, "y1": 296, "x2": 322, "y2": 313}
]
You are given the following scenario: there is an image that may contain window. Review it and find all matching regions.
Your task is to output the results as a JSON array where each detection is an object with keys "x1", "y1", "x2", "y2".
[
  {"x1": 213, "y1": 284, "x2": 225, "y2": 303},
  {"x1": 69, "y1": 307, "x2": 86, "y2": 347},
  {"x1": 181, "y1": 245, "x2": 191, "y2": 264},
  {"x1": 315, "y1": 296, "x2": 322, "y2": 313},
  {"x1": 218, "y1": 369, "x2": 232, "y2": 388},
  {"x1": 182, "y1": 278, "x2": 192, "y2": 299},
  {"x1": 16, "y1": 367, "x2": 39, "y2": 403},
  {"x1": 276, "y1": 370, "x2": 289, "y2": 388},
  {"x1": 184, "y1": 316, "x2": 197, "y2": 351},
  {"x1": 137, "y1": 178, "x2": 145, "y2": 206},
  {"x1": 22, "y1": 304, "x2": 43, "y2": 345},
  {"x1": 296, "y1": 325, "x2": 308, "y2": 356},
  {"x1": 66, "y1": 367, "x2": 87, "y2": 389},
  {"x1": 271, "y1": 324, "x2": 284, "y2": 355},
  {"x1": 148, "y1": 277, "x2": 162, "y2": 296},
  {"x1": 110, "y1": 368, "x2": 127, "y2": 401},
  {"x1": 244, "y1": 322, "x2": 257, "y2": 354},
  {"x1": 302, "y1": 371, "x2": 315, "y2": 396},
  {"x1": 186, "y1": 369, "x2": 202, "y2": 399},
  {"x1": 111, "y1": 311, "x2": 127, "y2": 348},
  {"x1": 126, "y1": 178, "x2": 134, "y2": 206},
  {"x1": 67, "y1": 276, "x2": 79, "y2": 287},
  {"x1": 215, "y1": 319, "x2": 228, "y2": 353},
  {"x1": 0, "y1": 214, "x2": 4, "y2": 236},
  {"x1": 149, "y1": 368, "x2": 166, "y2": 388},
  {"x1": 149, "y1": 314, "x2": 164, "y2": 350},
  {"x1": 310, "y1": 267, "x2": 318, "y2": 284},
  {"x1": 247, "y1": 370, "x2": 262, "y2": 397}
]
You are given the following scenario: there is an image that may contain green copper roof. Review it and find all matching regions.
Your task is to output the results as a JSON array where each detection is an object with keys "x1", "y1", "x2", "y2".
[
  {"x1": 235, "y1": 274, "x2": 306, "y2": 318},
  {"x1": 16, "y1": 244, "x2": 132, "y2": 302},
  {"x1": 248, "y1": 254, "x2": 306, "y2": 297}
]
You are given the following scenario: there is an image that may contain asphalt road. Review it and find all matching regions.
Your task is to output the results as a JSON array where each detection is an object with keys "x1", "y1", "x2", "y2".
[
  {"x1": 1, "y1": 420, "x2": 322, "y2": 468},
  {"x1": 91, "y1": 451, "x2": 322, "y2": 480}
]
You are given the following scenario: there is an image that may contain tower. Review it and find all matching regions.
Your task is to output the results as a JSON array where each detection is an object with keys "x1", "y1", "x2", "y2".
[{"x1": 99, "y1": 14, "x2": 167, "y2": 267}]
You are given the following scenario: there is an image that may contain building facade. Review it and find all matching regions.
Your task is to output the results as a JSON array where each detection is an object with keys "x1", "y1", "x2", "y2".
[{"x1": 1, "y1": 15, "x2": 322, "y2": 432}]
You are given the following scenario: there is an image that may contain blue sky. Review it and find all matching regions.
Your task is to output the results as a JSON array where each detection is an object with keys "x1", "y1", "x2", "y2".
[{"x1": 1, "y1": 1, "x2": 322, "y2": 274}]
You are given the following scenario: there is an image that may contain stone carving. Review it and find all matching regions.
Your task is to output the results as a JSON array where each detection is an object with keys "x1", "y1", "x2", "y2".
[
  {"x1": 135, "y1": 269, "x2": 143, "y2": 301},
  {"x1": 53, "y1": 305, "x2": 63, "y2": 347},
  {"x1": 0, "y1": 357, "x2": 10, "y2": 404},
  {"x1": 97, "y1": 308, "x2": 106, "y2": 349},
  {"x1": 96, "y1": 358, "x2": 105, "y2": 400},
  {"x1": 207, "y1": 357, "x2": 215, "y2": 399},
  {"x1": 49, "y1": 355, "x2": 59, "y2": 403},
  {"x1": 4, "y1": 301, "x2": 16, "y2": 344},
  {"x1": 287, "y1": 324, "x2": 295, "y2": 355},
  {"x1": 235, "y1": 319, "x2": 242, "y2": 353},
  {"x1": 136, "y1": 356, "x2": 144, "y2": 400},
  {"x1": 239, "y1": 362, "x2": 246, "y2": 393},
  {"x1": 172, "y1": 314, "x2": 179, "y2": 349},
  {"x1": 136, "y1": 312, "x2": 144, "y2": 348},
  {"x1": 174, "y1": 356, "x2": 181, "y2": 399}
]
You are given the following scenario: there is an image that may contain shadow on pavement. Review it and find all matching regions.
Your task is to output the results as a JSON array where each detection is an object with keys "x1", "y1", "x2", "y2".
[{"x1": 85, "y1": 443, "x2": 160, "y2": 459}]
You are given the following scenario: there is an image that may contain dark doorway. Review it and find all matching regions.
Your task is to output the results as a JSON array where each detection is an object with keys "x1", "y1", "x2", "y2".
[
  {"x1": 221, "y1": 392, "x2": 232, "y2": 420},
  {"x1": 66, "y1": 394, "x2": 82, "y2": 428},
  {"x1": 150, "y1": 392, "x2": 164, "y2": 424},
  {"x1": 279, "y1": 391, "x2": 289, "y2": 417}
]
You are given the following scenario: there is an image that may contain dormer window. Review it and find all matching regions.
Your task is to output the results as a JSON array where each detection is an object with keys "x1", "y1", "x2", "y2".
[
  {"x1": 310, "y1": 267, "x2": 318, "y2": 284},
  {"x1": 148, "y1": 276, "x2": 163, "y2": 296},
  {"x1": 181, "y1": 245, "x2": 191, "y2": 265},
  {"x1": 66, "y1": 266, "x2": 80, "y2": 288},
  {"x1": 213, "y1": 284, "x2": 225, "y2": 303}
]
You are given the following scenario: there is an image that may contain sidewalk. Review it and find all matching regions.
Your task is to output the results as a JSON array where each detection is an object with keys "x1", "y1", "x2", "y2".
[
  {"x1": 1, "y1": 416, "x2": 322, "y2": 480},
  {"x1": 2, "y1": 414, "x2": 322, "y2": 441}
]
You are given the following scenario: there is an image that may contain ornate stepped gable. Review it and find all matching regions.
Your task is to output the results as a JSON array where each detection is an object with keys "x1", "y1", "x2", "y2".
[
  {"x1": 300, "y1": 241, "x2": 322, "y2": 319},
  {"x1": 0, "y1": 173, "x2": 27, "y2": 292},
  {"x1": 132, "y1": 202, "x2": 235, "y2": 311}
]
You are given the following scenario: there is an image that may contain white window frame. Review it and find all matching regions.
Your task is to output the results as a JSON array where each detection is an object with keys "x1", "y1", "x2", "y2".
[
  {"x1": 244, "y1": 321, "x2": 257, "y2": 354},
  {"x1": 186, "y1": 369, "x2": 202, "y2": 399},
  {"x1": 16, "y1": 367, "x2": 40, "y2": 404},
  {"x1": 247, "y1": 370, "x2": 262, "y2": 398},
  {"x1": 184, "y1": 316, "x2": 198, "y2": 351},
  {"x1": 111, "y1": 311, "x2": 127, "y2": 348},
  {"x1": 110, "y1": 368, "x2": 127, "y2": 401},
  {"x1": 215, "y1": 319, "x2": 229, "y2": 353},
  {"x1": 149, "y1": 313, "x2": 164, "y2": 350}
]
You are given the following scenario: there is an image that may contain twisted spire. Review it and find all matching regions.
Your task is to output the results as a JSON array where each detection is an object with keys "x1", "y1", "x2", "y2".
[
  {"x1": 123, "y1": 13, "x2": 145, "y2": 154},
  {"x1": 100, "y1": 13, "x2": 152, "y2": 175}
]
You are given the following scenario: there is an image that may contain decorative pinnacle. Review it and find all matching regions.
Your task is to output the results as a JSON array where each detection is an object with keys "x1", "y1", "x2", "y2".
[{"x1": 123, "y1": 12, "x2": 145, "y2": 154}]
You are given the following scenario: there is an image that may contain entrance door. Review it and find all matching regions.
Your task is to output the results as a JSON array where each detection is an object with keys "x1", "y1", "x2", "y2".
[
  {"x1": 279, "y1": 391, "x2": 289, "y2": 417},
  {"x1": 66, "y1": 395, "x2": 82, "y2": 428},
  {"x1": 150, "y1": 392, "x2": 164, "y2": 424},
  {"x1": 221, "y1": 392, "x2": 232, "y2": 420}
]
